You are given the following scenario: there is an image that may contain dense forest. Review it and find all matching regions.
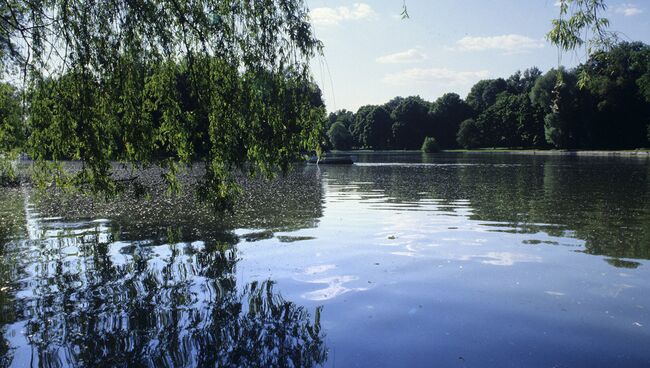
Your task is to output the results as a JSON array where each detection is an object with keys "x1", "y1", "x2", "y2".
[{"x1": 325, "y1": 42, "x2": 650, "y2": 151}]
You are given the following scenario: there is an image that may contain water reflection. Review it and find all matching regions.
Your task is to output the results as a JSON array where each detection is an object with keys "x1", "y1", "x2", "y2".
[
  {"x1": 31, "y1": 166, "x2": 324, "y2": 244},
  {"x1": 0, "y1": 181, "x2": 327, "y2": 367},
  {"x1": 324, "y1": 153, "x2": 650, "y2": 263},
  {"x1": 24, "y1": 156, "x2": 650, "y2": 263},
  {"x1": 0, "y1": 189, "x2": 26, "y2": 368},
  {"x1": 1, "y1": 153, "x2": 650, "y2": 367}
]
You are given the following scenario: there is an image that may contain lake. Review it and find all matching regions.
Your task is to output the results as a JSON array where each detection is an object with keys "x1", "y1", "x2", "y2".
[{"x1": 1, "y1": 153, "x2": 649, "y2": 367}]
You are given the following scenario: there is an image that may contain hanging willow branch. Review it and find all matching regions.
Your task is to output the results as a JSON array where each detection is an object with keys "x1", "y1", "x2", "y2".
[
  {"x1": 547, "y1": 0, "x2": 616, "y2": 53},
  {"x1": 0, "y1": 0, "x2": 326, "y2": 210},
  {"x1": 547, "y1": 0, "x2": 618, "y2": 90}
]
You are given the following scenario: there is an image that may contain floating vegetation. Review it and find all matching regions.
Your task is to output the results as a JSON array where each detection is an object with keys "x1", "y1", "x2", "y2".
[
  {"x1": 605, "y1": 258, "x2": 642, "y2": 269},
  {"x1": 277, "y1": 235, "x2": 317, "y2": 243},
  {"x1": 523, "y1": 239, "x2": 561, "y2": 245},
  {"x1": 241, "y1": 230, "x2": 275, "y2": 242}
]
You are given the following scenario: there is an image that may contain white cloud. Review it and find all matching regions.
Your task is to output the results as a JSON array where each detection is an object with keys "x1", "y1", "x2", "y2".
[
  {"x1": 309, "y1": 3, "x2": 377, "y2": 26},
  {"x1": 453, "y1": 34, "x2": 545, "y2": 54},
  {"x1": 382, "y1": 68, "x2": 489, "y2": 86},
  {"x1": 376, "y1": 49, "x2": 428, "y2": 64},
  {"x1": 615, "y1": 4, "x2": 642, "y2": 16}
]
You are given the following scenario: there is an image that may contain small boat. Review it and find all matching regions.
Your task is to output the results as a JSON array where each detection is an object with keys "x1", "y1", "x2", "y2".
[{"x1": 307, "y1": 155, "x2": 354, "y2": 165}]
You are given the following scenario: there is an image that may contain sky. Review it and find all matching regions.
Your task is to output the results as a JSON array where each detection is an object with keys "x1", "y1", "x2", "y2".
[{"x1": 306, "y1": 0, "x2": 650, "y2": 112}]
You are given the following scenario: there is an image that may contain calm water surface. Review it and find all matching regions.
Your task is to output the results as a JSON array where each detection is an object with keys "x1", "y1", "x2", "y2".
[{"x1": 1, "y1": 153, "x2": 650, "y2": 367}]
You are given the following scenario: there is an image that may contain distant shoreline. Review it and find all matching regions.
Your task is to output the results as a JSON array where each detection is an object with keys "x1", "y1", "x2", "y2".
[
  {"x1": 447, "y1": 149, "x2": 650, "y2": 157},
  {"x1": 331, "y1": 149, "x2": 650, "y2": 158}
]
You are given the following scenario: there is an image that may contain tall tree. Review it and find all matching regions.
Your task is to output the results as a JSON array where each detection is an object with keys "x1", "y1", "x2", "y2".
[
  {"x1": 383, "y1": 96, "x2": 405, "y2": 114},
  {"x1": 390, "y1": 96, "x2": 431, "y2": 149},
  {"x1": 476, "y1": 93, "x2": 544, "y2": 148},
  {"x1": 465, "y1": 78, "x2": 508, "y2": 113},
  {"x1": 530, "y1": 68, "x2": 583, "y2": 148},
  {"x1": 507, "y1": 68, "x2": 543, "y2": 95},
  {"x1": 356, "y1": 106, "x2": 393, "y2": 149},
  {"x1": 327, "y1": 109, "x2": 355, "y2": 131},
  {"x1": 327, "y1": 122, "x2": 353, "y2": 150},
  {"x1": 456, "y1": 119, "x2": 482, "y2": 149},
  {"x1": 578, "y1": 42, "x2": 650, "y2": 148},
  {"x1": 351, "y1": 105, "x2": 377, "y2": 147},
  {"x1": 430, "y1": 93, "x2": 473, "y2": 149}
]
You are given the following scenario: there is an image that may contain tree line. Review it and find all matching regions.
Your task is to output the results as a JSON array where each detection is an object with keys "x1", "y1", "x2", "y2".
[{"x1": 325, "y1": 42, "x2": 650, "y2": 151}]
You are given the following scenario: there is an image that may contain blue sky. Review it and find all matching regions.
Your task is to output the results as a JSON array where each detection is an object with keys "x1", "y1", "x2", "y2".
[{"x1": 306, "y1": 0, "x2": 650, "y2": 112}]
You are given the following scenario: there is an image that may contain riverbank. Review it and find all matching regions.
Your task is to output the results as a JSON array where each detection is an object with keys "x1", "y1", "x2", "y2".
[
  {"x1": 447, "y1": 149, "x2": 650, "y2": 157},
  {"x1": 333, "y1": 149, "x2": 650, "y2": 158}
]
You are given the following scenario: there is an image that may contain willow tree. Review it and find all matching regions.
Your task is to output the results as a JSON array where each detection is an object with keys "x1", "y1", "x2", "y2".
[
  {"x1": 0, "y1": 82, "x2": 22, "y2": 184},
  {"x1": 1, "y1": 0, "x2": 325, "y2": 209}
]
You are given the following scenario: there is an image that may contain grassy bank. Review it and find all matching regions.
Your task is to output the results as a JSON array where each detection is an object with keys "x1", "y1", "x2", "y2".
[
  {"x1": 443, "y1": 148, "x2": 650, "y2": 157},
  {"x1": 330, "y1": 148, "x2": 650, "y2": 157}
]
